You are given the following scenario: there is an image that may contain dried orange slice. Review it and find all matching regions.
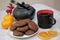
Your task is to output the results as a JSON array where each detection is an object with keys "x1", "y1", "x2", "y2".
[
  {"x1": 38, "y1": 30, "x2": 58, "y2": 40},
  {"x1": 48, "y1": 30, "x2": 58, "y2": 37},
  {"x1": 38, "y1": 32, "x2": 51, "y2": 40}
]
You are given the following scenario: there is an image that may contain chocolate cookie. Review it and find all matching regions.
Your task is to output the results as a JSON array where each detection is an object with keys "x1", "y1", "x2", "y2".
[
  {"x1": 14, "y1": 20, "x2": 27, "y2": 27},
  {"x1": 13, "y1": 30, "x2": 24, "y2": 36},
  {"x1": 25, "y1": 30, "x2": 35, "y2": 35},
  {"x1": 28, "y1": 21, "x2": 38, "y2": 32},
  {"x1": 10, "y1": 25, "x2": 16, "y2": 31},
  {"x1": 17, "y1": 26, "x2": 29, "y2": 32}
]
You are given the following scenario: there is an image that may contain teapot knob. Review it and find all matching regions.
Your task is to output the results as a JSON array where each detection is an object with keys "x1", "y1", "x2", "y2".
[{"x1": 22, "y1": 2, "x2": 25, "y2": 5}]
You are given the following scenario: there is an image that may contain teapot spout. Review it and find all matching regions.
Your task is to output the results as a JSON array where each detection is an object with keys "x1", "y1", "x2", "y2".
[
  {"x1": 11, "y1": 0, "x2": 15, "y2": 4},
  {"x1": 11, "y1": 0, "x2": 20, "y2": 5}
]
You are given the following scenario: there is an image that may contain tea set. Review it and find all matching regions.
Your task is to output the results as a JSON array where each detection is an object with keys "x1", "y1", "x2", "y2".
[{"x1": 1, "y1": 0, "x2": 58, "y2": 40}]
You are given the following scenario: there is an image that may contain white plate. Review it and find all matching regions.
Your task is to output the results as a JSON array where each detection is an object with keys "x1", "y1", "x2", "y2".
[
  {"x1": 0, "y1": 4, "x2": 60, "y2": 40},
  {"x1": 8, "y1": 26, "x2": 39, "y2": 39}
]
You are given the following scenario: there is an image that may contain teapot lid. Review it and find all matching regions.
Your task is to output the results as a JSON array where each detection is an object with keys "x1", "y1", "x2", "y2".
[{"x1": 11, "y1": 0, "x2": 29, "y2": 10}]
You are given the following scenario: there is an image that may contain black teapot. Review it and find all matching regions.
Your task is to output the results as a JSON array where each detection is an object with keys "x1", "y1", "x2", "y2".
[{"x1": 11, "y1": 0, "x2": 35, "y2": 20}]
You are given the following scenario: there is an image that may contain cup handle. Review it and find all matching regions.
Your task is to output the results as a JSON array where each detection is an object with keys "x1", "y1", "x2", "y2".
[{"x1": 49, "y1": 17, "x2": 56, "y2": 25}]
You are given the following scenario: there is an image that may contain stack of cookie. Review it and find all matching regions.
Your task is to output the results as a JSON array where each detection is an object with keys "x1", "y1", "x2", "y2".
[{"x1": 10, "y1": 19, "x2": 38, "y2": 36}]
